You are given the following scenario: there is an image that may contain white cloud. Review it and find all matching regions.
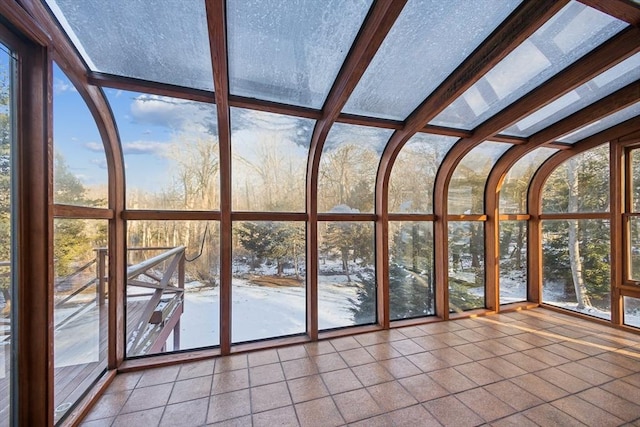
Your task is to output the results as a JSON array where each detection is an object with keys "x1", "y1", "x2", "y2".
[
  {"x1": 84, "y1": 142, "x2": 104, "y2": 152},
  {"x1": 53, "y1": 78, "x2": 77, "y2": 94},
  {"x1": 122, "y1": 140, "x2": 168, "y2": 156},
  {"x1": 130, "y1": 94, "x2": 217, "y2": 134},
  {"x1": 90, "y1": 158, "x2": 108, "y2": 170}
]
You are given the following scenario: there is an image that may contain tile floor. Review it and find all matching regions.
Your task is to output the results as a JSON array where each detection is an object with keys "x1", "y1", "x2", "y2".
[{"x1": 81, "y1": 308, "x2": 640, "y2": 426}]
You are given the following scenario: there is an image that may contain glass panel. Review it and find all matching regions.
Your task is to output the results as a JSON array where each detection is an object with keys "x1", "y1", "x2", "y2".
[
  {"x1": 500, "y1": 148, "x2": 557, "y2": 214},
  {"x1": 449, "y1": 141, "x2": 511, "y2": 215},
  {"x1": 232, "y1": 221, "x2": 305, "y2": 342},
  {"x1": 227, "y1": 0, "x2": 371, "y2": 109},
  {"x1": 431, "y1": 2, "x2": 627, "y2": 130},
  {"x1": 389, "y1": 222, "x2": 435, "y2": 320},
  {"x1": 623, "y1": 297, "x2": 640, "y2": 329},
  {"x1": 631, "y1": 150, "x2": 640, "y2": 212},
  {"x1": 105, "y1": 89, "x2": 219, "y2": 210},
  {"x1": 343, "y1": 0, "x2": 522, "y2": 120},
  {"x1": 499, "y1": 221, "x2": 527, "y2": 304},
  {"x1": 558, "y1": 101, "x2": 640, "y2": 143},
  {"x1": 542, "y1": 219, "x2": 611, "y2": 320},
  {"x1": 318, "y1": 123, "x2": 392, "y2": 213},
  {"x1": 54, "y1": 64, "x2": 107, "y2": 207},
  {"x1": 318, "y1": 221, "x2": 375, "y2": 330},
  {"x1": 0, "y1": 44, "x2": 14, "y2": 427},
  {"x1": 126, "y1": 221, "x2": 220, "y2": 356},
  {"x1": 53, "y1": 219, "x2": 108, "y2": 423},
  {"x1": 503, "y1": 53, "x2": 640, "y2": 137},
  {"x1": 629, "y1": 218, "x2": 640, "y2": 282},
  {"x1": 389, "y1": 133, "x2": 457, "y2": 213},
  {"x1": 542, "y1": 144, "x2": 609, "y2": 213},
  {"x1": 449, "y1": 221, "x2": 485, "y2": 312},
  {"x1": 46, "y1": 0, "x2": 214, "y2": 90},
  {"x1": 231, "y1": 108, "x2": 313, "y2": 212}
]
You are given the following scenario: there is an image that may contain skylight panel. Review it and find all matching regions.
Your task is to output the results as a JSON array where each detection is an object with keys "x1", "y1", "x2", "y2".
[
  {"x1": 431, "y1": 1, "x2": 629, "y2": 131},
  {"x1": 46, "y1": 0, "x2": 214, "y2": 90},
  {"x1": 227, "y1": 0, "x2": 372, "y2": 109},
  {"x1": 557, "y1": 101, "x2": 640, "y2": 143},
  {"x1": 342, "y1": 0, "x2": 522, "y2": 121}
]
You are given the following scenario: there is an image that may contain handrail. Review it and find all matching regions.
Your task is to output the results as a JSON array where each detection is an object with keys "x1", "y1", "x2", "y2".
[
  {"x1": 54, "y1": 277, "x2": 98, "y2": 308},
  {"x1": 127, "y1": 246, "x2": 186, "y2": 279}
]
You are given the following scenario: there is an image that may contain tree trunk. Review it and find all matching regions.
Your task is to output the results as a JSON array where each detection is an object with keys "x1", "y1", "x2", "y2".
[{"x1": 567, "y1": 158, "x2": 591, "y2": 309}]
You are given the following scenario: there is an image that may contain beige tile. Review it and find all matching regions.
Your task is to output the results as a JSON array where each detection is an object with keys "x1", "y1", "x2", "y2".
[
  {"x1": 365, "y1": 343, "x2": 402, "y2": 361},
  {"x1": 411, "y1": 335, "x2": 451, "y2": 351},
  {"x1": 211, "y1": 369, "x2": 249, "y2": 394},
  {"x1": 79, "y1": 418, "x2": 114, "y2": 427},
  {"x1": 429, "y1": 347, "x2": 473, "y2": 366},
  {"x1": 578, "y1": 387, "x2": 640, "y2": 422},
  {"x1": 494, "y1": 336, "x2": 537, "y2": 352},
  {"x1": 282, "y1": 357, "x2": 318, "y2": 380},
  {"x1": 522, "y1": 347, "x2": 569, "y2": 366},
  {"x1": 378, "y1": 356, "x2": 422, "y2": 379},
  {"x1": 208, "y1": 414, "x2": 252, "y2": 426},
  {"x1": 536, "y1": 367, "x2": 592, "y2": 393},
  {"x1": 105, "y1": 372, "x2": 141, "y2": 393},
  {"x1": 136, "y1": 365, "x2": 180, "y2": 388},
  {"x1": 478, "y1": 356, "x2": 527, "y2": 378},
  {"x1": 250, "y1": 381, "x2": 292, "y2": 413},
  {"x1": 320, "y1": 368, "x2": 362, "y2": 394},
  {"x1": 623, "y1": 372, "x2": 640, "y2": 388},
  {"x1": 277, "y1": 345, "x2": 308, "y2": 362},
  {"x1": 551, "y1": 395, "x2": 624, "y2": 427},
  {"x1": 524, "y1": 404, "x2": 588, "y2": 426},
  {"x1": 168, "y1": 375, "x2": 212, "y2": 404},
  {"x1": 214, "y1": 354, "x2": 248, "y2": 373},
  {"x1": 602, "y1": 379, "x2": 640, "y2": 404},
  {"x1": 249, "y1": 362, "x2": 285, "y2": 386},
  {"x1": 390, "y1": 339, "x2": 426, "y2": 355},
  {"x1": 351, "y1": 362, "x2": 394, "y2": 386},
  {"x1": 454, "y1": 361, "x2": 504, "y2": 386},
  {"x1": 453, "y1": 343, "x2": 494, "y2": 361},
  {"x1": 501, "y1": 352, "x2": 549, "y2": 372},
  {"x1": 384, "y1": 404, "x2": 440, "y2": 427},
  {"x1": 431, "y1": 332, "x2": 469, "y2": 347},
  {"x1": 484, "y1": 380, "x2": 543, "y2": 411},
  {"x1": 596, "y1": 351, "x2": 640, "y2": 371},
  {"x1": 176, "y1": 359, "x2": 215, "y2": 380},
  {"x1": 303, "y1": 341, "x2": 335, "y2": 356},
  {"x1": 399, "y1": 374, "x2": 449, "y2": 402},
  {"x1": 112, "y1": 407, "x2": 164, "y2": 427},
  {"x1": 120, "y1": 383, "x2": 172, "y2": 414},
  {"x1": 542, "y1": 343, "x2": 590, "y2": 361},
  {"x1": 509, "y1": 373, "x2": 568, "y2": 401},
  {"x1": 286, "y1": 375, "x2": 329, "y2": 403},
  {"x1": 473, "y1": 339, "x2": 516, "y2": 356},
  {"x1": 406, "y1": 352, "x2": 450, "y2": 372},
  {"x1": 329, "y1": 336, "x2": 361, "y2": 351},
  {"x1": 453, "y1": 329, "x2": 487, "y2": 343},
  {"x1": 248, "y1": 349, "x2": 280, "y2": 367},
  {"x1": 576, "y1": 356, "x2": 634, "y2": 378},
  {"x1": 207, "y1": 389, "x2": 252, "y2": 424},
  {"x1": 311, "y1": 353, "x2": 347, "y2": 373},
  {"x1": 423, "y1": 395, "x2": 484, "y2": 427},
  {"x1": 556, "y1": 361, "x2": 613, "y2": 385},
  {"x1": 474, "y1": 326, "x2": 508, "y2": 339},
  {"x1": 428, "y1": 367, "x2": 477, "y2": 393},
  {"x1": 252, "y1": 405, "x2": 299, "y2": 427},
  {"x1": 333, "y1": 388, "x2": 382, "y2": 423},
  {"x1": 295, "y1": 397, "x2": 344, "y2": 427},
  {"x1": 398, "y1": 326, "x2": 428, "y2": 338},
  {"x1": 561, "y1": 339, "x2": 608, "y2": 356},
  {"x1": 367, "y1": 380, "x2": 417, "y2": 411},
  {"x1": 160, "y1": 397, "x2": 208, "y2": 427},
  {"x1": 354, "y1": 331, "x2": 388, "y2": 346},
  {"x1": 339, "y1": 347, "x2": 376, "y2": 367},
  {"x1": 456, "y1": 387, "x2": 517, "y2": 422},
  {"x1": 490, "y1": 413, "x2": 539, "y2": 427},
  {"x1": 84, "y1": 390, "x2": 131, "y2": 421}
]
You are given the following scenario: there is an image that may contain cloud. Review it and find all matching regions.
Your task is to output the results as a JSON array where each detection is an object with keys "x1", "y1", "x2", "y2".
[
  {"x1": 90, "y1": 158, "x2": 108, "y2": 170},
  {"x1": 130, "y1": 94, "x2": 217, "y2": 134},
  {"x1": 84, "y1": 142, "x2": 104, "y2": 152},
  {"x1": 53, "y1": 78, "x2": 77, "y2": 94},
  {"x1": 122, "y1": 141, "x2": 168, "y2": 156}
]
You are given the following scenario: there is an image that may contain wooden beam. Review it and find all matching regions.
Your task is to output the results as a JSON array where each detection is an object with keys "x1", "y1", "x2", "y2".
[
  {"x1": 205, "y1": 0, "x2": 232, "y2": 354},
  {"x1": 123, "y1": 210, "x2": 222, "y2": 221},
  {"x1": 229, "y1": 94, "x2": 321, "y2": 120},
  {"x1": 577, "y1": 0, "x2": 640, "y2": 26},
  {"x1": 53, "y1": 204, "x2": 114, "y2": 219},
  {"x1": 610, "y1": 140, "x2": 624, "y2": 325},
  {"x1": 307, "y1": 0, "x2": 408, "y2": 336},
  {"x1": 0, "y1": 0, "x2": 49, "y2": 45}
]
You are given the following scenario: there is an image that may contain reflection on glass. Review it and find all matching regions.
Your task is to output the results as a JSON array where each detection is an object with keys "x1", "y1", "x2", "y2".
[
  {"x1": 558, "y1": 101, "x2": 640, "y2": 143},
  {"x1": 0, "y1": 44, "x2": 13, "y2": 427},
  {"x1": 500, "y1": 148, "x2": 557, "y2": 214},
  {"x1": 629, "y1": 218, "x2": 640, "y2": 282},
  {"x1": 319, "y1": 221, "x2": 375, "y2": 330},
  {"x1": 389, "y1": 222, "x2": 435, "y2": 320},
  {"x1": 448, "y1": 221, "x2": 485, "y2": 312},
  {"x1": 541, "y1": 144, "x2": 609, "y2": 213},
  {"x1": 499, "y1": 221, "x2": 527, "y2": 304},
  {"x1": 318, "y1": 123, "x2": 392, "y2": 213},
  {"x1": 53, "y1": 219, "x2": 108, "y2": 423},
  {"x1": 54, "y1": 64, "x2": 107, "y2": 207},
  {"x1": 46, "y1": 0, "x2": 214, "y2": 90},
  {"x1": 344, "y1": 0, "x2": 521, "y2": 120},
  {"x1": 623, "y1": 297, "x2": 640, "y2": 329},
  {"x1": 389, "y1": 133, "x2": 457, "y2": 213},
  {"x1": 231, "y1": 108, "x2": 314, "y2": 212},
  {"x1": 126, "y1": 221, "x2": 220, "y2": 355},
  {"x1": 449, "y1": 141, "x2": 510, "y2": 215},
  {"x1": 431, "y1": 2, "x2": 627, "y2": 130},
  {"x1": 227, "y1": 0, "x2": 371, "y2": 108},
  {"x1": 105, "y1": 89, "x2": 219, "y2": 210},
  {"x1": 542, "y1": 219, "x2": 611, "y2": 320},
  {"x1": 503, "y1": 53, "x2": 640, "y2": 137},
  {"x1": 632, "y1": 150, "x2": 640, "y2": 212},
  {"x1": 232, "y1": 222, "x2": 305, "y2": 342}
]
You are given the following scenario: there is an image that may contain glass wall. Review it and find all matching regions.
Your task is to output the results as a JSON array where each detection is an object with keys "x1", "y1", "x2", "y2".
[
  {"x1": 623, "y1": 297, "x2": 640, "y2": 329},
  {"x1": 499, "y1": 221, "x2": 527, "y2": 304},
  {"x1": 448, "y1": 221, "x2": 485, "y2": 312}
]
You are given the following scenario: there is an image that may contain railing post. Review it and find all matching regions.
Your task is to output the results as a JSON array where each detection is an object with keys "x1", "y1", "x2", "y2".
[
  {"x1": 96, "y1": 248, "x2": 107, "y2": 306},
  {"x1": 173, "y1": 249, "x2": 185, "y2": 351}
]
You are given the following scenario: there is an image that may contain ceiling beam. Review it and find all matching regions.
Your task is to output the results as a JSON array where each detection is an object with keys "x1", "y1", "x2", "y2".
[
  {"x1": 577, "y1": 0, "x2": 640, "y2": 26},
  {"x1": 530, "y1": 80, "x2": 640, "y2": 146}
]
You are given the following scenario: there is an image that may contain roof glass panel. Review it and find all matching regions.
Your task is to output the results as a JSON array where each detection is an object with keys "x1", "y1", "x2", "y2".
[
  {"x1": 318, "y1": 123, "x2": 393, "y2": 213},
  {"x1": 227, "y1": 0, "x2": 372, "y2": 109},
  {"x1": 389, "y1": 133, "x2": 457, "y2": 214},
  {"x1": 342, "y1": 0, "x2": 522, "y2": 121},
  {"x1": 504, "y1": 53, "x2": 640, "y2": 137},
  {"x1": 558, "y1": 101, "x2": 640, "y2": 143},
  {"x1": 431, "y1": 1, "x2": 628, "y2": 130},
  {"x1": 500, "y1": 147, "x2": 558, "y2": 214},
  {"x1": 449, "y1": 141, "x2": 511, "y2": 215},
  {"x1": 231, "y1": 108, "x2": 314, "y2": 212},
  {"x1": 46, "y1": 0, "x2": 213, "y2": 90}
]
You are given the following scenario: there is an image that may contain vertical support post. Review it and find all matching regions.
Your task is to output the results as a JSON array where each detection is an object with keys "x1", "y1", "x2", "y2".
[{"x1": 174, "y1": 250, "x2": 185, "y2": 350}]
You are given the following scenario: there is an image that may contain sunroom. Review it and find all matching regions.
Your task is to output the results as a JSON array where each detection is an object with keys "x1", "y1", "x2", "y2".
[{"x1": 1, "y1": 0, "x2": 640, "y2": 425}]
